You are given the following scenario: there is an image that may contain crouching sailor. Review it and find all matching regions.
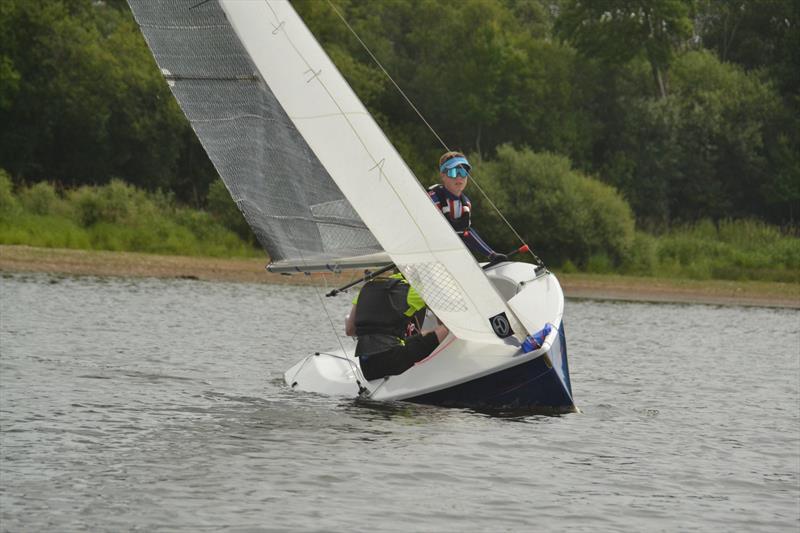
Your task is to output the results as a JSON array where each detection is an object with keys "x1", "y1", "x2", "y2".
[{"x1": 345, "y1": 274, "x2": 449, "y2": 381}]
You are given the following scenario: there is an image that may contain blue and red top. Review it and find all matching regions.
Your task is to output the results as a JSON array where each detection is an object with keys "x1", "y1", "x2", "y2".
[{"x1": 427, "y1": 183, "x2": 496, "y2": 258}]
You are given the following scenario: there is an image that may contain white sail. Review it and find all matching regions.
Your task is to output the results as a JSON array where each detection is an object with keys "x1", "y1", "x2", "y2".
[
  {"x1": 128, "y1": 0, "x2": 575, "y2": 410},
  {"x1": 217, "y1": 0, "x2": 526, "y2": 343}
]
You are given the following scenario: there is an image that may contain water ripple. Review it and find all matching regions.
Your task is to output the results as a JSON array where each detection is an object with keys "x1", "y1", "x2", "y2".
[{"x1": 1, "y1": 273, "x2": 798, "y2": 531}]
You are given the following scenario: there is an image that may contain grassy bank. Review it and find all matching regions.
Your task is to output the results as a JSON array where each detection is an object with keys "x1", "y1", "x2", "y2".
[
  {"x1": 0, "y1": 174, "x2": 259, "y2": 258},
  {"x1": 617, "y1": 219, "x2": 800, "y2": 283},
  {"x1": 1, "y1": 175, "x2": 798, "y2": 285},
  {"x1": 1, "y1": 245, "x2": 798, "y2": 309}
]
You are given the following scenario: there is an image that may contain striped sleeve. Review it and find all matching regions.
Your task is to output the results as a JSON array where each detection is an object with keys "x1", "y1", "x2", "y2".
[{"x1": 427, "y1": 187, "x2": 442, "y2": 208}]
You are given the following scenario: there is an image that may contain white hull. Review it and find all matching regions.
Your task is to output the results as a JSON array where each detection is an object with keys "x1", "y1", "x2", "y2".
[{"x1": 284, "y1": 263, "x2": 575, "y2": 410}]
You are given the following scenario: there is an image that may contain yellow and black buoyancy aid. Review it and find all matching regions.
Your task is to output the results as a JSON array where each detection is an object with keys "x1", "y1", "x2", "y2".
[
  {"x1": 354, "y1": 277, "x2": 426, "y2": 357},
  {"x1": 355, "y1": 277, "x2": 414, "y2": 338}
]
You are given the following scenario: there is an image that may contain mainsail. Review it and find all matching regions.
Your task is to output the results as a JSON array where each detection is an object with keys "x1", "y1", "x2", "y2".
[
  {"x1": 127, "y1": 0, "x2": 383, "y2": 270},
  {"x1": 128, "y1": 0, "x2": 528, "y2": 344}
]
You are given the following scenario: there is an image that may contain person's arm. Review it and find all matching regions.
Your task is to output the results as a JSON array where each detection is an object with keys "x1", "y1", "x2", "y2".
[
  {"x1": 345, "y1": 304, "x2": 357, "y2": 337},
  {"x1": 460, "y1": 227, "x2": 504, "y2": 260},
  {"x1": 434, "y1": 324, "x2": 449, "y2": 342},
  {"x1": 427, "y1": 187, "x2": 443, "y2": 210},
  {"x1": 409, "y1": 286, "x2": 448, "y2": 342},
  {"x1": 459, "y1": 196, "x2": 506, "y2": 261},
  {"x1": 420, "y1": 323, "x2": 450, "y2": 342}
]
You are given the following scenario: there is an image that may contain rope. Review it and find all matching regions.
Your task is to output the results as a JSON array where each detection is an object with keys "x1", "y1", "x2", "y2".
[
  {"x1": 323, "y1": 0, "x2": 540, "y2": 265},
  {"x1": 313, "y1": 271, "x2": 367, "y2": 386},
  {"x1": 323, "y1": 0, "x2": 449, "y2": 151}
]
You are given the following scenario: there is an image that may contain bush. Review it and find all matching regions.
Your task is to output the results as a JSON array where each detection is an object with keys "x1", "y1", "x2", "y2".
[
  {"x1": 17, "y1": 181, "x2": 68, "y2": 216},
  {"x1": 621, "y1": 231, "x2": 657, "y2": 275},
  {"x1": 0, "y1": 169, "x2": 20, "y2": 216},
  {"x1": 0, "y1": 212, "x2": 90, "y2": 248},
  {"x1": 471, "y1": 145, "x2": 636, "y2": 267},
  {"x1": 650, "y1": 218, "x2": 800, "y2": 282},
  {"x1": 585, "y1": 253, "x2": 613, "y2": 274},
  {"x1": 67, "y1": 179, "x2": 163, "y2": 226},
  {"x1": 0, "y1": 178, "x2": 260, "y2": 257}
]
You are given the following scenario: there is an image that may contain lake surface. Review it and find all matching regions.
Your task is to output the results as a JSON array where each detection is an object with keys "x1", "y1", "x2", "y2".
[{"x1": 1, "y1": 272, "x2": 798, "y2": 532}]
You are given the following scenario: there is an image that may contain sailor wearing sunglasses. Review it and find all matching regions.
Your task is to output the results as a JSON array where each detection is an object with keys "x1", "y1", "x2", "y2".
[{"x1": 428, "y1": 151, "x2": 507, "y2": 263}]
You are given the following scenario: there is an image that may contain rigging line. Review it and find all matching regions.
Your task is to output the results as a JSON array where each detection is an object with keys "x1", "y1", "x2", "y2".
[
  {"x1": 291, "y1": 255, "x2": 362, "y2": 380},
  {"x1": 295, "y1": 254, "x2": 360, "y2": 377},
  {"x1": 262, "y1": 3, "x2": 519, "y2": 329},
  {"x1": 315, "y1": 271, "x2": 371, "y2": 390},
  {"x1": 324, "y1": 0, "x2": 449, "y2": 152},
  {"x1": 324, "y1": 0, "x2": 539, "y2": 264},
  {"x1": 189, "y1": 0, "x2": 213, "y2": 9},
  {"x1": 266, "y1": 6, "x2": 443, "y2": 261},
  {"x1": 314, "y1": 272, "x2": 349, "y2": 357},
  {"x1": 265, "y1": 11, "x2": 493, "y2": 319},
  {"x1": 464, "y1": 169, "x2": 542, "y2": 265}
]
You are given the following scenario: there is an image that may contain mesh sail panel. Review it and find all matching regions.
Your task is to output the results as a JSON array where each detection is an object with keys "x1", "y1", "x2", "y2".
[{"x1": 127, "y1": 0, "x2": 382, "y2": 265}]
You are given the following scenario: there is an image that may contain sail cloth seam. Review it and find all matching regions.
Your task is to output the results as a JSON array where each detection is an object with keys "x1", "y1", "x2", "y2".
[
  {"x1": 162, "y1": 74, "x2": 258, "y2": 81},
  {"x1": 247, "y1": 214, "x2": 370, "y2": 229},
  {"x1": 291, "y1": 112, "x2": 372, "y2": 120},
  {"x1": 322, "y1": 0, "x2": 537, "y2": 265},
  {"x1": 140, "y1": 23, "x2": 229, "y2": 30},
  {"x1": 192, "y1": 115, "x2": 280, "y2": 123},
  {"x1": 262, "y1": 1, "x2": 497, "y2": 324}
]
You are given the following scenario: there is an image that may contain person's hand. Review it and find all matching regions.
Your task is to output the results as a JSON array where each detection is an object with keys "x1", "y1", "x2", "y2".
[{"x1": 489, "y1": 252, "x2": 507, "y2": 263}]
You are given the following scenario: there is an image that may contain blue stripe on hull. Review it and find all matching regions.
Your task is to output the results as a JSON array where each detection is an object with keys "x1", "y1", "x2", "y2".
[{"x1": 407, "y1": 326, "x2": 575, "y2": 412}]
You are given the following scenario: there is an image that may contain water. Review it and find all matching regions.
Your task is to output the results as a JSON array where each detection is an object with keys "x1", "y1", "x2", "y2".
[{"x1": 1, "y1": 272, "x2": 798, "y2": 532}]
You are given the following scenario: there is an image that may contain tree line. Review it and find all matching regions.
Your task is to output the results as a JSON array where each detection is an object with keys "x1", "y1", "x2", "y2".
[{"x1": 1, "y1": 0, "x2": 797, "y2": 236}]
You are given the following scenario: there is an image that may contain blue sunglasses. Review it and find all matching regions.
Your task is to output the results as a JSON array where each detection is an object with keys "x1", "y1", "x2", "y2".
[{"x1": 445, "y1": 166, "x2": 470, "y2": 178}]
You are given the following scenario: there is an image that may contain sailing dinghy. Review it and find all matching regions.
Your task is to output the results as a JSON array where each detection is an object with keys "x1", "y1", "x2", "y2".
[{"x1": 128, "y1": 0, "x2": 576, "y2": 412}]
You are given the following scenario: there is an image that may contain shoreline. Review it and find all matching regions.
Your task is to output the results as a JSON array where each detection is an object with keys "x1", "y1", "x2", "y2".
[{"x1": 1, "y1": 245, "x2": 798, "y2": 309}]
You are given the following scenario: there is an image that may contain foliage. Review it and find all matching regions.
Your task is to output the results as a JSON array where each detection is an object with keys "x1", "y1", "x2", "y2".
[
  {"x1": 0, "y1": 169, "x2": 20, "y2": 215},
  {"x1": 696, "y1": 0, "x2": 799, "y2": 101},
  {"x1": 16, "y1": 180, "x2": 72, "y2": 218},
  {"x1": 604, "y1": 50, "x2": 791, "y2": 227},
  {"x1": 555, "y1": 0, "x2": 694, "y2": 98},
  {"x1": 0, "y1": 0, "x2": 216, "y2": 203},
  {"x1": 0, "y1": 0, "x2": 796, "y2": 279},
  {"x1": 470, "y1": 145, "x2": 635, "y2": 267},
  {"x1": 0, "y1": 179, "x2": 260, "y2": 257},
  {"x1": 646, "y1": 219, "x2": 800, "y2": 282},
  {"x1": 294, "y1": 0, "x2": 593, "y2": 172}
]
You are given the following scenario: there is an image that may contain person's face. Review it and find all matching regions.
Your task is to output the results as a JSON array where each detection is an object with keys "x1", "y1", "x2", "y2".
[{"x1": 441, "y1": 167, "x2": 469, "y2": 196}]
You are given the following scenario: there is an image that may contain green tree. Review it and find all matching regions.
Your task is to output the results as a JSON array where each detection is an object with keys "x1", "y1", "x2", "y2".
[
  {"x1": 695, "y1": 1, "x2": 800, "y2": 224},
  {"x1": 0, "y1": 0, "x2": 215, "y2": 204},
  {"x1": 296, "y1": 0, "x2": 596, "y2": 176},
  {"x1": 555, "y1": 0, "x2": 694, "y2": 98},
  {"x1": 606, "y1": 51, "x2": 788, "y2": 226},
  {"x1": 696, "y1": 0, "x2": 798, "y2": 99},
  {"x1": 471, "y1": 145, "x2": 635, "y2": 267}
]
